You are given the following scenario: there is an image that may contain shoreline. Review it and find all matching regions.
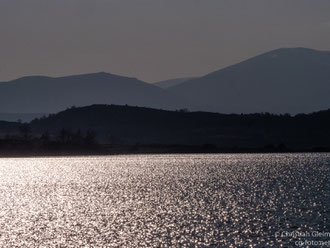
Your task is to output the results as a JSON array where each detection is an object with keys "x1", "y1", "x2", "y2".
[{"x1": 0, "y1": 144, "x2": 329, "y2": 158}]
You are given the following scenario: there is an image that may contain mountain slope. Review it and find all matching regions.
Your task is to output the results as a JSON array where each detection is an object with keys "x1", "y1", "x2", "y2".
[
  {"x1": 154, "y1": 77, "x2": 197, "y2": 88},
  {"x1": 0, "y1": 72, "x2": 184, "y2": 113},
  {"x1": 168, "y1": 48, "x2": 330, "y2": 114}
]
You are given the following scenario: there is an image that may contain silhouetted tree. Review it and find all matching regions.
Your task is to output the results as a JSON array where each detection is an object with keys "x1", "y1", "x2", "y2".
[
  {"x1": 40, "y1": 130, "x2": 51, "y2": 146},
  {"x1": 178, "y1": 108, "x2": 189, "y2": 113},
  {"x1": 278, "y1": 143, "x2": 287, "y2": 151},
  {"x1": 72, "y1": 129, "x2": 83, "y2": 145},
  {"x1": 84, "y1": 129, "x2": 96, "y2": 146},
  {"x1": 57, "y1": 128, "x2": 71, "y2": 144},
  {"x1": 19, "y1": 123, "x2": 31, "y2": 141}
]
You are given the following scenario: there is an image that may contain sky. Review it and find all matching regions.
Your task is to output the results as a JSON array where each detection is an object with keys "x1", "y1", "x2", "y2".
[{"x1": 1, "y1": 0, "x2": 330, "y2": 83}]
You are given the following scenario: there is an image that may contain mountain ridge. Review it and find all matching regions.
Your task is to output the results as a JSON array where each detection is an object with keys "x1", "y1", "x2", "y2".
[
  {"x1": 168, "y1": 47, "x2": 330, "y2": 114},
  {"x1": 1, "y1": 47, "x2": 330, "y2": 115},
  {"x1": 0, "y1": 72, "x2": 185, "y2": 114}
]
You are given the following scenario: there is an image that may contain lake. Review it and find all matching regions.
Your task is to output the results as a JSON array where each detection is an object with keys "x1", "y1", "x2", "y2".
[{"x1": 0, "y1": 154, "x2": 329, "y2": 247}]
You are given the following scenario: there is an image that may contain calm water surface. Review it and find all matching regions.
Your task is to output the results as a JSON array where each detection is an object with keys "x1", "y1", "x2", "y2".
[{"x1": 0, "y1": 154, "x2": 329, "y2": 247}]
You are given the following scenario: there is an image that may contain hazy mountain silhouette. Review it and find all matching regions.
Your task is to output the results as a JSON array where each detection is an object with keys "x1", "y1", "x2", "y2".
[
  {"x1": 0, "y1": 72, "x2": 185, "y2": 113},
  {"x1": 154, "y1": 77, "x2": 197, "y2": 88},
  {"x1": 168, "y1": 48, "x2": 330, "y2": 114},
  {"x1": 1, "y1": 48, "x2": 330, "y2": 115},
  {"x1": 29, "y1": 104, "x2": 330, "y2": 150}
]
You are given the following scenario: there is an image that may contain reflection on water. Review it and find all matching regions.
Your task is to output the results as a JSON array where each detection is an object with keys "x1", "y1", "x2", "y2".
[{"x1": 0, "y1": 154, "x2": 329, "y2": 247}]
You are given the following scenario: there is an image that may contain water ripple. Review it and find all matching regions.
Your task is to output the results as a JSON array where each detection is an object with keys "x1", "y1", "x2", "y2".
[{"x1": 0, "y1": 154, "x2": 329, "y2": 247}]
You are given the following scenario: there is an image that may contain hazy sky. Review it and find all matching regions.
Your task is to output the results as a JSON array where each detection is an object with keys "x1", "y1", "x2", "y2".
[{"x1": 1, "y1": 0, "x2": 330, "y2": 82}]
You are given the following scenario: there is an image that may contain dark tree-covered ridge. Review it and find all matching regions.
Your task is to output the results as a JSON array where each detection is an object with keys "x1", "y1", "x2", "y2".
[{"x1": 27, "y1": 104, "x2": 330, "y2": 150}]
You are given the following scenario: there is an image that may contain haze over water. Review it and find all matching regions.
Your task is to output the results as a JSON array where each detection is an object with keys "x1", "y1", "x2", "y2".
[{"x1": 0, "y1": 154, "x2": 329, "y2": 247}]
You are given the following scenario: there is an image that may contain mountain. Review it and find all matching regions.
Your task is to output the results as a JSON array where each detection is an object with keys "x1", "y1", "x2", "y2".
[
  {"x1": 168, "y1": 48, "x2": 330, "y2": 114},
  {"x1": 29, "y1": 104, "x2": 330, "y2": 150},
  {"x1": 2, "y1": 48, "x2": 330, "y2": 115},
  {"x1": 0, "y1": 72, "x2": 185, "y2": 113},
  {"x1": 154, "y1": 77, "x2": 197, "y2": 88}
]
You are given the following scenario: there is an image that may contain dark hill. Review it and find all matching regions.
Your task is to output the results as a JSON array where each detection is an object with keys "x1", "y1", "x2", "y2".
[
  {"x1": 30, "y1": 104, "x2": 330, "y2": 150},
  {"x1": 168, "y1": 48, "x2": 330, "y2": 114},
  {"x1": 0, "y1": 121, "x2": 21, "y2": 136}
]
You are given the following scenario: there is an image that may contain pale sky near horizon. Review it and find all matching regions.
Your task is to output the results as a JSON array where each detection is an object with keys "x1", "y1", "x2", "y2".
[{"x1": 1, "y1": 0, "x2": 330, "y2": 83}]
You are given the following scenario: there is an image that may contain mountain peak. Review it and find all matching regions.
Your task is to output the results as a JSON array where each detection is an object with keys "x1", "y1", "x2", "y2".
[{"x1": 263, "y1": 47, "x2": 329, "y2": 58}]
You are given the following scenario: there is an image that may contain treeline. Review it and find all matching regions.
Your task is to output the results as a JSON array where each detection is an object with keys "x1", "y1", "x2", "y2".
[
  {"x1": 1, "y1": 104, "x2": 330, "y2": 155},
  {"x1": 0, "y1": 123, "x2": 98, "y2": 154}
]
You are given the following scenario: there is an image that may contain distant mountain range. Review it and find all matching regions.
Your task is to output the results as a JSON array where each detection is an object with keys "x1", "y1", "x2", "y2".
[
  {"x1": 0, "y1": 47, "x2": 330, "y2": 118},
  {"x1": 0, "y1": 72, "x2": 185, "y2": 114},
  {"x1": 154, "y1": 77, "x2": 197, "y2": 88},
  {"x1": 168, "y1": 48, "x2": 330, "y2": 114}
]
